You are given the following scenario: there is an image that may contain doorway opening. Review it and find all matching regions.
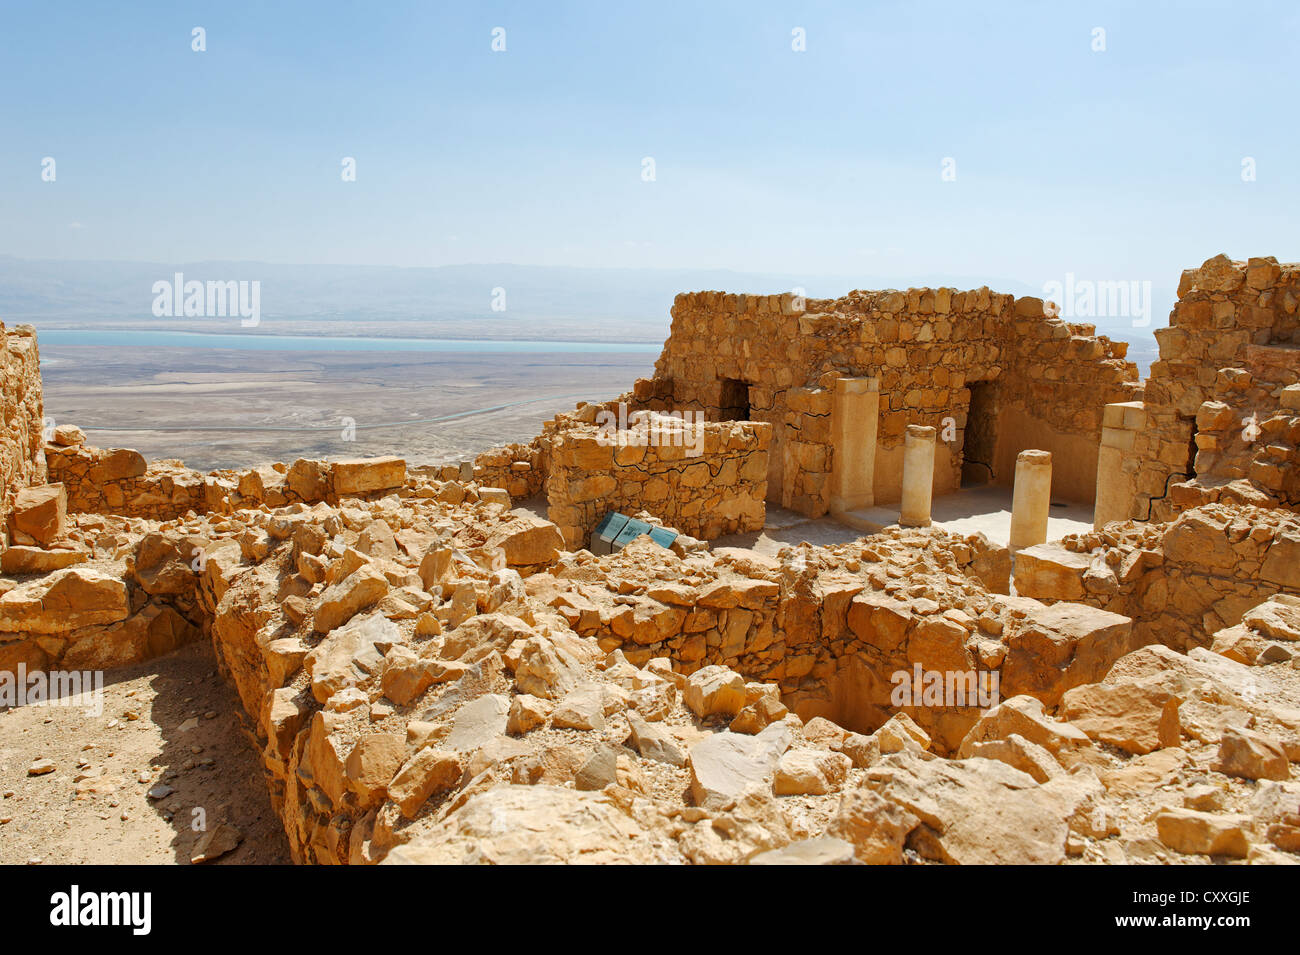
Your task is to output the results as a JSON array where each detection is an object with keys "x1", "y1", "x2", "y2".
[{"x1": 962, "y1": 381, "x2": 997, "y2": 487}]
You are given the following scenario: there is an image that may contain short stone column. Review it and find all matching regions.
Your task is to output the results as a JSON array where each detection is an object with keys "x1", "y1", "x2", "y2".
[
  {"x1": 899, "y1": 425, "x2": 937, "y2": 527},
  {"x1": 1009, "y1": 449, "x2": 1053, "y2": 550}
]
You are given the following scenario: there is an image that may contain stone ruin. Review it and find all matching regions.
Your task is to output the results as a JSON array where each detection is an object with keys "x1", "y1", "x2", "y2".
[
  {"x1": 479, "y1": 275, "x2": 1141, "y2": 546},
  {"x1": 1111, "y1": 254, "x2": 1300, "y2": 521},
  {"x1": 1, "y1": 253, "x2": 1298, "y2": 865}
]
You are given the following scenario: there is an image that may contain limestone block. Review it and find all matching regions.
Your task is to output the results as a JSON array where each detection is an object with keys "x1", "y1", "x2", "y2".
[{"x1": 332, "y1": 456, "x2": 406, "y2": 495}]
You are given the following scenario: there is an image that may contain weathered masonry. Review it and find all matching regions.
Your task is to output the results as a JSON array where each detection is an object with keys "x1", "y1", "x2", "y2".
[
  {"x1": 631, "y1": 286, "x2": 1138, "y2": 519},
  {"x1": 1095, "y1": 255, "x2": 1300, "y2": 525},
  {"x1": 476, "y1": 258, "x2": 1298, "y2": 542}
]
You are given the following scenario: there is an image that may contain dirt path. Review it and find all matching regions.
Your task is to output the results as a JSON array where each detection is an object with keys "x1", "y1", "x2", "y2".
[{"x1": 0, "y1": 641, "x2": 291, "y2": 865}]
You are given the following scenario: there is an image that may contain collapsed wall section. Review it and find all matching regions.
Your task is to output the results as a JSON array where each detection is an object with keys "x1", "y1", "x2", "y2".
[
  {"x1": 546, "y1": 532, "x2": 1136, "y2": 754},
  {"x1": 1015, "y1": 502, "x2": 1300, "y2": 652},
  {"x1": 545, "y1": 415, "x2": 769, "y2": 547},
  {"x1": 471, "y1": 440, "x2": 547, "y2": 500},
  {"x1": 45, "y1": 445, "x2": 199, "y2": 516},
  {"x1": 45, "y1": 444, "x2": 409, "y2": 520},
  {"x1": 0, "y1": 459, "x2": 512, "y2": 680},
  {"x1": 0, "y1": 540, "x2": 202, "y2": 676},
  {"x1": 1122, "y1": 255, "x2": 1300, "y2": 520}
]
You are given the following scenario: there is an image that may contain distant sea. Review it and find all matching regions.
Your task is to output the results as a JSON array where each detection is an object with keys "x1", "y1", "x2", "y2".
[
  {"x1": 37, "y1": 327, "x2": 1158, "y2": 376},
  {"x1": 38, "y1": 329, "x2": 663, "y2": 353}
]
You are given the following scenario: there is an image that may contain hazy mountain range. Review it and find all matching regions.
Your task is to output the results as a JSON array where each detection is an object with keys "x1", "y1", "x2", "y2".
[{"x1": 0, "y1": 255, "x2": 1167, "y2": 348}]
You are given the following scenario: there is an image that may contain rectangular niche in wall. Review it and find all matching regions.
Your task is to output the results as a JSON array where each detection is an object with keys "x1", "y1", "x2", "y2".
[{"x1": 718, "y1": 378, "x2": 752, "y2": 421}]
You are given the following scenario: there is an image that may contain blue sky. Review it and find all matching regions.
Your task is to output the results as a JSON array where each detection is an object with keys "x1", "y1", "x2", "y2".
[{"x1": 2, "y1": 0, "x2": 1297, "y2": 293}]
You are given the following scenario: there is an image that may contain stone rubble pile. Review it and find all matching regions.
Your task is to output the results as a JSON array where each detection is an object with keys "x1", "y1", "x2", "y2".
[{"x1": 4, "y1": 453, "x2": 1292, "y2": 865}]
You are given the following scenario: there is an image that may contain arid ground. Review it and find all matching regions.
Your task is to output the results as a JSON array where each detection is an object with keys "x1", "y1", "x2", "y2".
[
  {"x1": 39, "y1": 344, "x2": 656, "y2": 472},
  {"x1": 0, "y1": 642, "x2": 291, "y2": 865}
]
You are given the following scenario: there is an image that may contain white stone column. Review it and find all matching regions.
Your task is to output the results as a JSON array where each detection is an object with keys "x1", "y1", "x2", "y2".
[
  {"x1": 899, "y1": 424, "x2": 937, "y2": 527},
  {"x1": 830, "y1": 377, "x2": 879, "y2": 513},
  {"x1": 1009, "y1": 449, "x2": 1053, "y2": 550}
]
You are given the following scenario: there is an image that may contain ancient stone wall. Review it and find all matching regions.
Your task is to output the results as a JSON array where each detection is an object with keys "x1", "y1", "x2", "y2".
[
  {"x1": 45, "y1": 445, "x2": 207, "y2": 518},
  {"x1": 1122, "y1": 255, "x2": 1300, "y2": 520},
  {"x1": 472, "y1": 439, "x2": 547, "y2": 500},
  {"x1": 542, "y1": 530, "x2": 1135, "y2": 753},
  {"x1": 994, "y1": 298, "x2": 1139, "y2": 500},
  {"x1": 646, "y1": 287, "x2": 1136, "y2": 518},
  {"x1": 46, "y1": 445, "x2": 411, "y2": 519},
  {"x1": 544, "y1": 416, "x2": 769, "y2": 547},
  {"x1": 1015, "y1": 502, "x2": 1300, "y2": 652},
  {"x1": 0, "y1": 455, "x2": 512, "y2": 680},
  {"x1": 0, "y1": 323, "x2": 47, "y2": 540},
  {"x1": 0, "y1": 560, "x2": 199, "y2": 676}
]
